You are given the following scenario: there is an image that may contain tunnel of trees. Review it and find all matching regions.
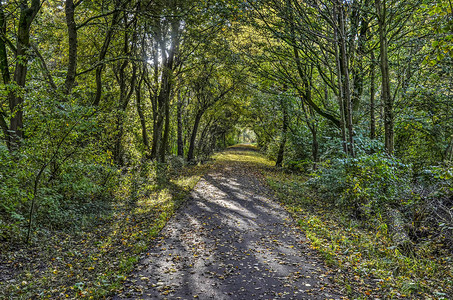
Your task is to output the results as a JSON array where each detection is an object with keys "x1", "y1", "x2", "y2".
[{"x1": 0, "y1": 0, "x2": 452, "y2": 297}]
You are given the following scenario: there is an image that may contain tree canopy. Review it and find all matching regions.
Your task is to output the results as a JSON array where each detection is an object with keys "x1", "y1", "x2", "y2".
[{"x1": 0, "y1": 0, "x2": 452, "y2": 298}]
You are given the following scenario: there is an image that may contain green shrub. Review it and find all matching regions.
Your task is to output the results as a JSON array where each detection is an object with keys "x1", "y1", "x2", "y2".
[
  {"x1": 284, "y1": 159, "x2": 312, "y2": 172},
  {"x1": 0, "y1": 146, "x2": 30, "y2": 241},
  {"x1": 307, "y1": 153, "x2": 412, "y2": 216}
]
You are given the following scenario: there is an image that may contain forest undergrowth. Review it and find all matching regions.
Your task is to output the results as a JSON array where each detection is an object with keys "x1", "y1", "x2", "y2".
[
  {"x1": 264, "y1": 164, "x2": 452, "y2": 299},
  {"x1": 0, "y1": 159, "x2": 211, "y2": 299},
  {"x1": 1, "y1": 145, "x2": 452, "y2": 299}
]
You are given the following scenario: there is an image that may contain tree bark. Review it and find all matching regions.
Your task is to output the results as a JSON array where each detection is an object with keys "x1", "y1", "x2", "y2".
[
  {"x1": 8, "y1": 0, "x2": 40, "y2": 149},
  {"x1": 158, "y1": 16, "x2": 180, "y2": 163},
  {"x1": 113, "y1": 64, "x2": 136, "y2": 165},
  {"x1": 0, "y1": 5, "x2": 10, "y2": 85},
  {"x1": 113, "y1": 20, "x2": 137, "y2": 164},
  {"x1": 136, "y1": 76, "x2": 150, "y2": 155},
  {"x1": 376, "y1": 0, "x2": 394, "y2": 154},
  {"x1": 159, "y1": 88, "x2": 171, "y2": 162},
  {"x1": 351, "y1": 0, "x2": 369, "y2": 113},
  {"x1": 64, "y1": 0, "x2": 77, "y2": 95},
  {"x1": 187, "y1": 111, "x2": 203, "y2": 162},
  {"x1": 0, "y1": 5, "x2": 11, "y2": 143},
  {"x1": 301, "y1": 78, "x2": 319, "y2": 169},
  {"x1": 177, "y1": 90, "x2": 184, "y2": 157},
  {"x1": 275, "y1": 94, "x2": 288, "y2": 167},
  {"x1": 338, "y1": 2, "x2": 355, "y2": 157},
  {"x1": 370, "y1": 50, "x2": 376, "y2": 140},
  {"x1": 333, "y1": 3, "x2": 348, "y2": 155}
]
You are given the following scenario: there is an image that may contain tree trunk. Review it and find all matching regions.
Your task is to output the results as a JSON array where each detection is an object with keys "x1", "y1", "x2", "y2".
[
  {"x1": 64, "y1": 0, "x2": 77, "y2": 95},
  {"x1": 151, "y1": 109, "x2": 164, "y2": 160},
  {"x1": 177, "y1": 91, "x2": 184, "y2": 157},
  {"x1": 351, "y1": 1, "x2": 369, "y2": 113},
  {"x1": 302, "y1": 81, "x2": 319, "y2": 169},
  {"x1": 8, "y1": 0, "x2": 40, "y2": 149},
  {"x1": 338, "y1": 2, "x2": 355, "y2": 157},
  {"x1": 275, "y1": 95, "x2": 288, "y2": 167},
  {"x1": 311, "y1": 126, "x2": 319, "y2": 167},
  {"x1": 113, "y1": 14, "x2": 137, "y2": 164},
  {"x1": 0, "y1": 5, "x2": 11, "y2": 143},
  {"x1": 333, "y1": 3, "x2": 348, "y2": 155},
  {"x1": 376, "y1": 0, "x2": 394, "y2": 154},
  {"x1": 136, "y1": 77, "x2": 150, "y2": 155},
  {"x1": 149, "y1": 13, "x2": 179, "y2": 163},
  {"x1": 370, "y1": 50, "x2": 376, "y2": 140},
  {"x1": 113, "y1": 65, "x2": 136, "y2": 165},
  {"x1": 159, "y1": 90, "x2": 170, "y2": 162},
  {"x1": 187, "y1": 111, "x2": 203, "y2": 162}
]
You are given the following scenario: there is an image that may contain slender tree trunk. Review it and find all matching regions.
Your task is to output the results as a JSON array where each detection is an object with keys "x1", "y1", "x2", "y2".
[
  {"x1": 136, "y1": 77, "x2": 150, "y2": 155},
  {"x1": 187, "y1": 111, "x2": 203, "y2": 162},
  {"x1": 0, "y1": 5, "x2": 11, "y2": 143},
  {"x1": 351, "y1": 1, "x2": 369, "y2": 113},
  {"x1": 338, "y1": 3, "x2": 355, "y2": 157},
  {"x1": 64, "y1": 0, "x2": 77, "y2": 95},
  {"x1": 333, "y1": 4, "x2": 348, "y2": 155},
  {"x1": 149, "y1": 14, "x2": 179, "y2": 162},
  {"x1": 302, "y1": 80, "x2": 319, "y2": 169},
  {"x1": 376, "y1": 0, "x2": 394, "y2": 154},
  {"x1": 370, "y1": 50, "x2": 376, "y2": 139},
  {"x1": 198, "y1": 115, "x2": 217, "y2": 151},
  {"x1": 0, "y1": 6, "x2": 9, "y2": 86},
  {"x1": 151, "y1": 110, "x2": 164, "y2": 160},
  {"x1": 177, "y1": 91, "x2": 184, "y2": 157},
  {"x1": 275, "y1": 95, "x2": 288, "y2": 167},
  {"x1": 159, "y1": 91, "x2": 170, "y2": 162},
  {"x1": 8, "y1": 0, "x2": 40, "y2": 149},
  {"x1": 150, "y1": 30, "x2": 167, "y2": 161},
  {"x1": 152, "y1": 61, "x2": 169, "y2": 162},
  {"x1": 307, "y1": 123, "x2": 319, "y2": 170}
]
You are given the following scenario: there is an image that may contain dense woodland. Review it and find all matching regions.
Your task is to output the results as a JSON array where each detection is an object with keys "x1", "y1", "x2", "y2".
[{"x1": 0, "y1": 0, "x2": 452, "y2": 298}]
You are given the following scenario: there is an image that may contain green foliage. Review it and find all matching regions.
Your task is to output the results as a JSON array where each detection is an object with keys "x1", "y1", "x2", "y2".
[
  {"x1": 0, "y1": 88, "x2": 119, "y2": 239},
  {"x1": 264, "y1": 156, "x2": 452, "y2": 299},
  {"x1": 419, "y1": 164, "x2": 453, "y2": 196},
  {"x1": 0, "y1": 155, "x2": 210, "y2": 299},
  {"x1": 0, "y1": 147, "x2": 28, "y2": 240},
  {"x1": 307, "y1": 154, "x2": 412, "y2": 215},
  {"x1": 284, "y1": 159, "x2": 312, "y2": 172}
]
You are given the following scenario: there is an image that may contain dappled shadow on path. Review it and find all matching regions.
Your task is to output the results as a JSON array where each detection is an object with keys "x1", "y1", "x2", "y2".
[{"x1": 114, "y1": 150, "x2": 343, "y2": 299}]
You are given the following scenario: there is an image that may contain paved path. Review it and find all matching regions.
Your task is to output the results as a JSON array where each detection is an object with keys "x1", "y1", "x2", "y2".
[{"x1": 115, "y1": 150, "x2": 343, "y2": 299}]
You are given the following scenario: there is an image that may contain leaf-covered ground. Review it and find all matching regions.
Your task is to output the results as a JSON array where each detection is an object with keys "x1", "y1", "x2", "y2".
[
  {"x1": 115, "y1": 145, "x2": 343, "y2": 299},
  {"x1": 264, "y1": 165, "x2": 453, "y2": 299},
  {"x1": 3, "y1": 145, "x2": 449, "y2": 299},
  {"x1": 0, "y1": 161, "x2": 211, "y2": 299}
]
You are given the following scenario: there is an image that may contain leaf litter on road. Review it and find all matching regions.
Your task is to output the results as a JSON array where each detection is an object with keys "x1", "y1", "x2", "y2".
[{"x1": 115, "y1": 146, "x2": 344, "y2": 300}]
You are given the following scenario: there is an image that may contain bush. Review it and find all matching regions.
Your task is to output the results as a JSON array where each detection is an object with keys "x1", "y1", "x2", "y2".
[
  {"x1": 307, "y1": 153, "x2": 412, "y2": 216},
  {"x1": 284, "y1": 159, "x2": 312, "y2": 172},
  {"x1": 0, "y1": 136, "x2": 119, "y2": 240},
  {"x1": 0, "y1": 146, "x2": 30, "y2": 241}
]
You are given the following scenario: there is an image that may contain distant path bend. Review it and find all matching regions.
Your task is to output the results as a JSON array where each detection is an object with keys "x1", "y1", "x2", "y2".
[{"x1": 115, "y1": 147, "x2": 343, "y2": 300}]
